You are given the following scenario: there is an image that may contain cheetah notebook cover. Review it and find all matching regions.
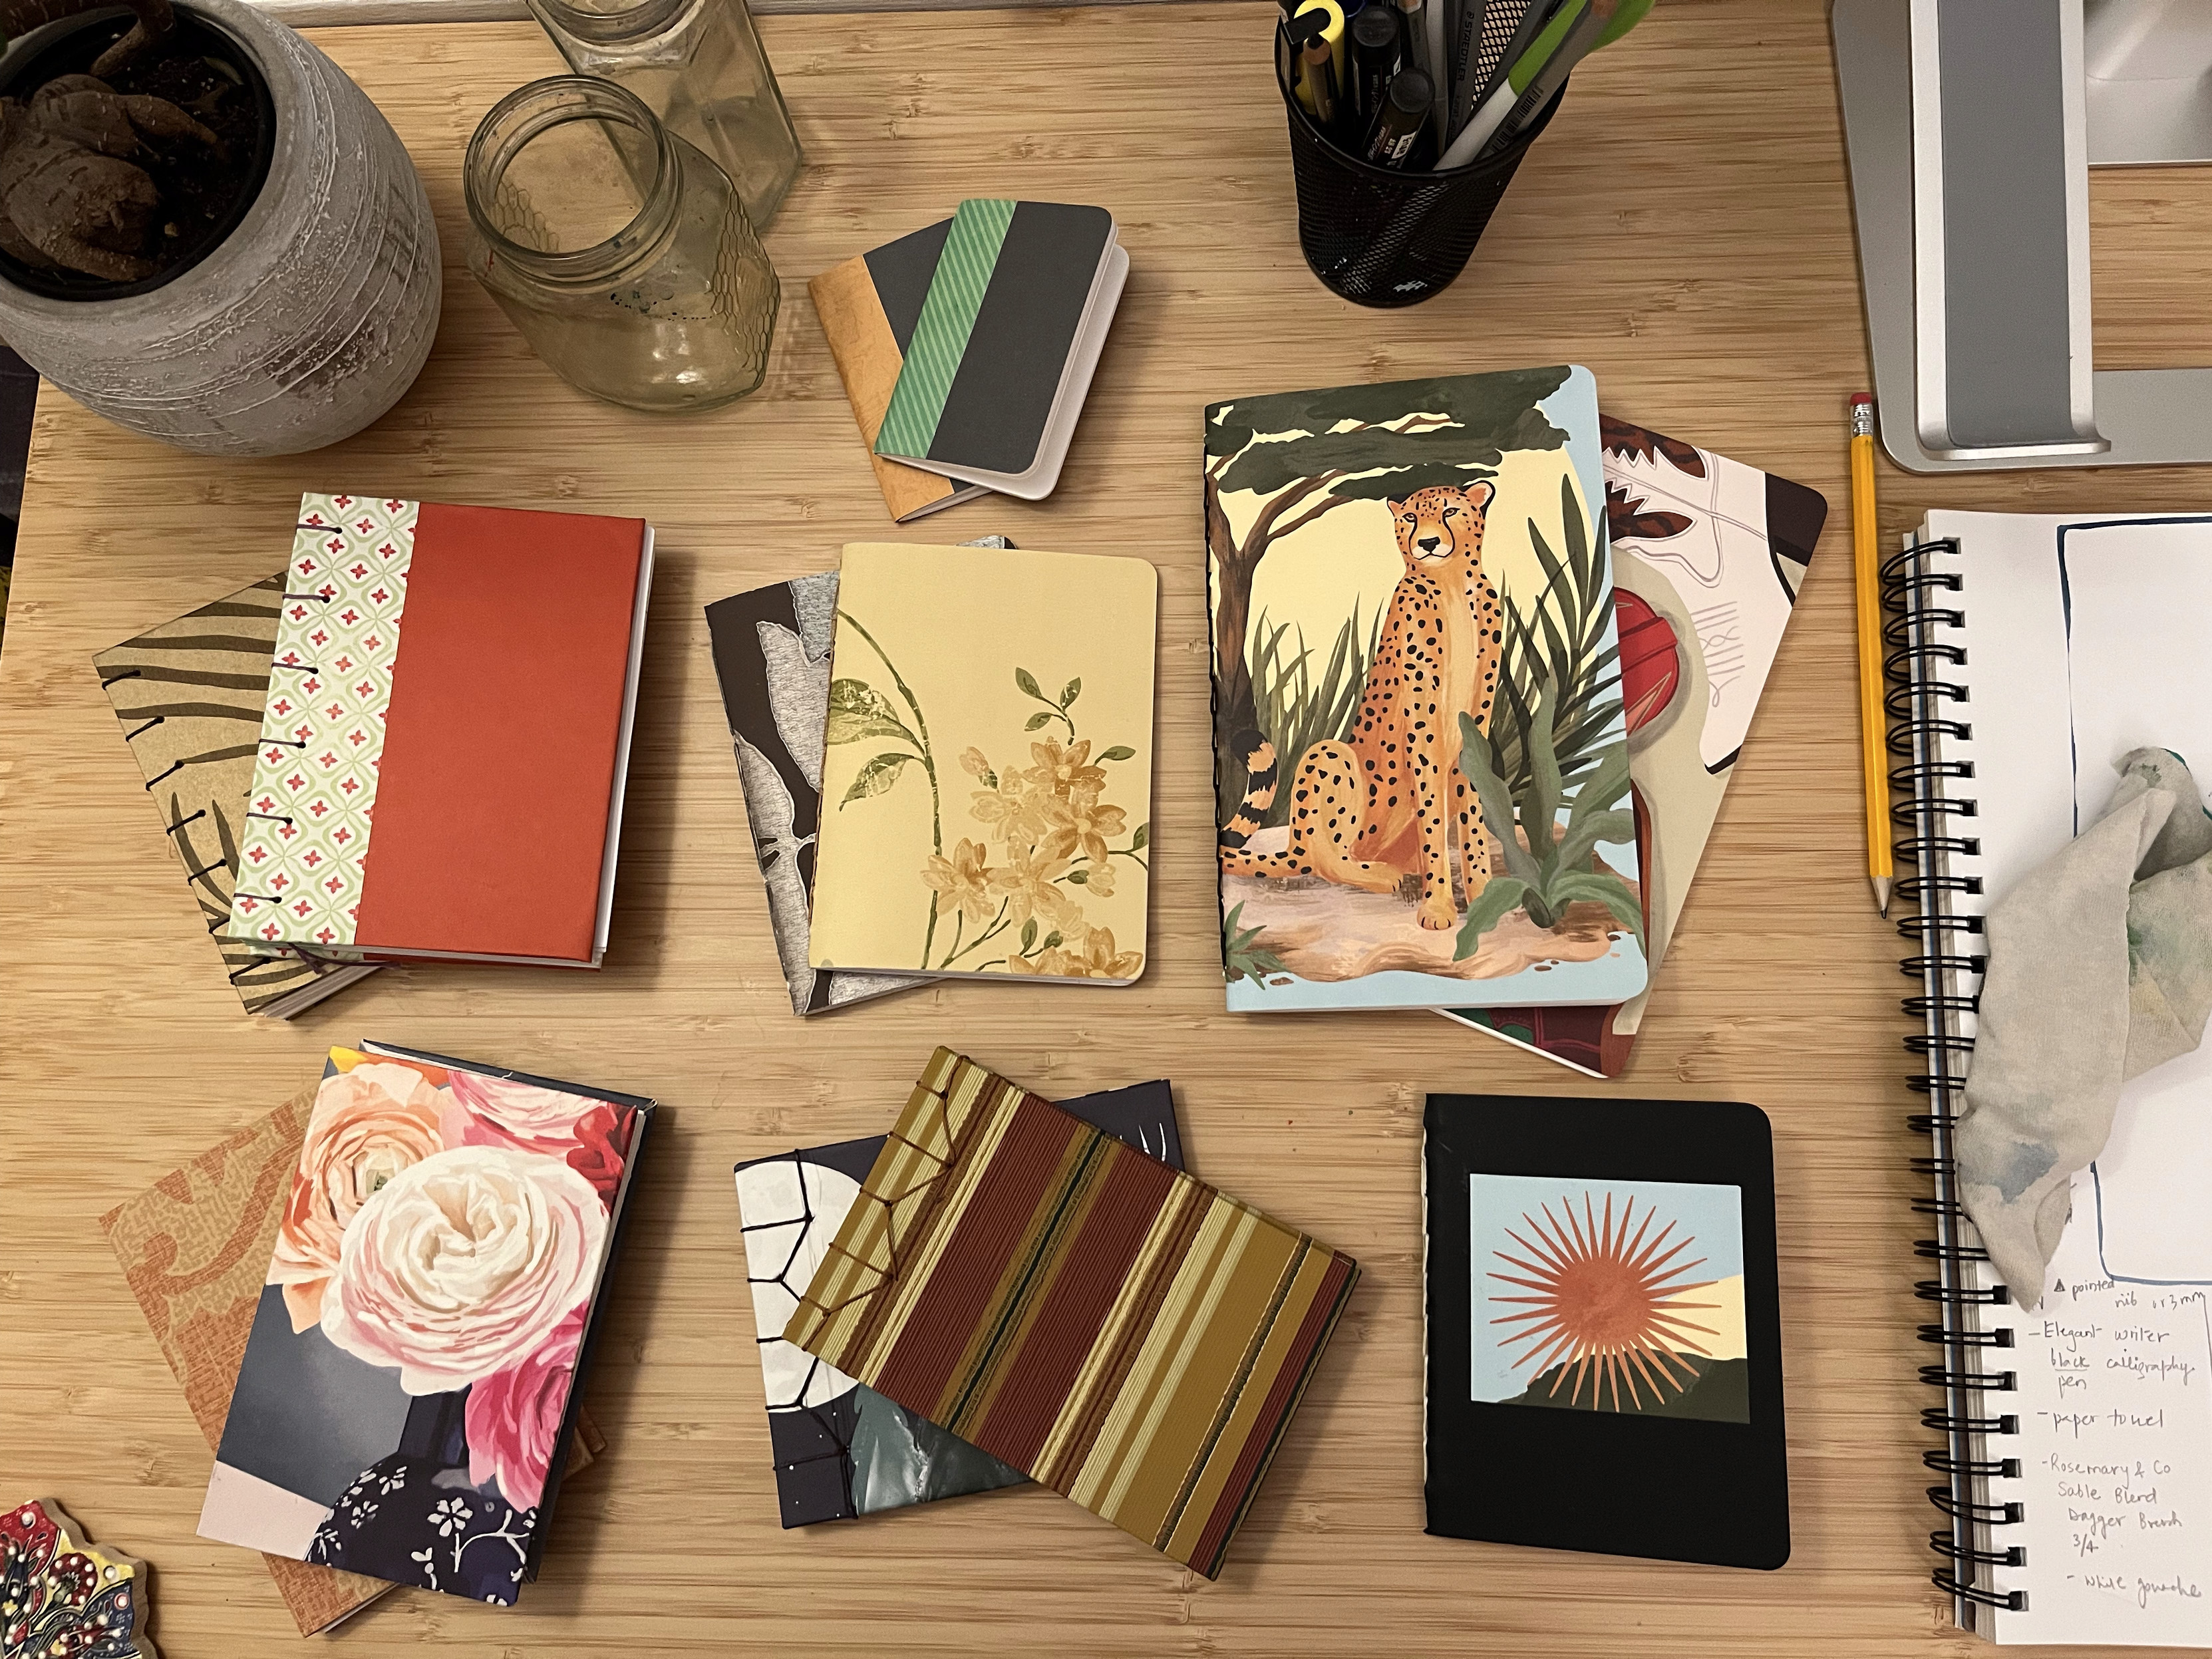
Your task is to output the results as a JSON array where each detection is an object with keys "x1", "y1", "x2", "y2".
[
  {"x1": 1443, "y1": 418, "x2": 1829, "y2": 1075},
  {"x1": 734, "y1": 1079, "x2": 1184, "y2": 1527},
  {"x1": 871, "y1": 200, "x2": 1129, "y2": 500},
  {"x1": 1423, "y1": 1092, "x2": 1788, "y2": 1570},
  {"x1": 806, "y1": 543, "x2": 1155, "y2": 984},
  {"x1": 221, "y1": 494, "x2": 653, "y2": 969},
  {"x1": 197, "y1": 1044, "x2": 653, "y2": 1605},
  {"x1": 810, "y1": 218, "x2": 993, "y2": 524},
  {"x1": 1206, "y1": 365, "x2": 1647, "y2": 1014},
  {"x1": 94, "y1": 575, "x2": 379, "y2": 1019},
  {"x1": 103, "y1": 1094, "x2": 607, "y2": 1634},
  {"x1": 783, "y1": 1048, "x2": 1358, "y2": 1578}
]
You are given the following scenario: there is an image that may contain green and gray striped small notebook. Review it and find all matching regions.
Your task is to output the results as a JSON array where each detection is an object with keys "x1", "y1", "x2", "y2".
[{"x1": 873, "y1": 200, "x2": 1126, "y2": 500}]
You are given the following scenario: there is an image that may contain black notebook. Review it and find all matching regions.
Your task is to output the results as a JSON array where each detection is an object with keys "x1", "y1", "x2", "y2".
[{"x1": 1424, "y1": 1094, "x2": 1788, "y2": 1569}]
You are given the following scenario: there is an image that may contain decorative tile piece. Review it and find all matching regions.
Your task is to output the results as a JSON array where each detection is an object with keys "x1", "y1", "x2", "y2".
[{"x1": 1, "y1": 1498, "x2": 157, "y2": 1659}]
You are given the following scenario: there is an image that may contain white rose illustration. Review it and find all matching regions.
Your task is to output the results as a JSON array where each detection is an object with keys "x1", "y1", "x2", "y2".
[{"x1": 321, "y1": 1145, "x2": 608, "y2": 1394}]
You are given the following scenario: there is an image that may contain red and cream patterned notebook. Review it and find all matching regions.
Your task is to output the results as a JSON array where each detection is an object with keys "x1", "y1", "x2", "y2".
[{"x1": 221, "y1": 494, "x2": 653, "y2": 968}]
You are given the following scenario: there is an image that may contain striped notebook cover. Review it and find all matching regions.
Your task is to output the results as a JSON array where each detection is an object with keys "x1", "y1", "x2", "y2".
[
  {"x1": 94, "y1": 575, "x2": 377, "y2": 1018},
  {"x1": 783, "y1": 1048, "x2": 1359, "y2": 1578},
  {"x1": 873, "y1": 200, "x2": 1115, "y2": 482},
  {"x1": 808, "y1": 220, "x2": 991, "y2": 524}
]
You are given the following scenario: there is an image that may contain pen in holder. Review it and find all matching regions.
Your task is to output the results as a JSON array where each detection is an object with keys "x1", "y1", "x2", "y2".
[{"x1": 1275, "y1": 20, "x2": 1564, "y2": 308}]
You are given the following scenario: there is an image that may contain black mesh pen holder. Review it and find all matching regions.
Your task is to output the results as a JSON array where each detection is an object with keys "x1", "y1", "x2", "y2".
[{"x1": 1275, "y1": 22, "x2": 1565, "y2": 308}]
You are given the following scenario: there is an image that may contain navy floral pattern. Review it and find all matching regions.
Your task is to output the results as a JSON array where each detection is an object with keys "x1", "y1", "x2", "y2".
[{"x1": 309, "y1": 1454, "x2": 537, "y2": 1605}]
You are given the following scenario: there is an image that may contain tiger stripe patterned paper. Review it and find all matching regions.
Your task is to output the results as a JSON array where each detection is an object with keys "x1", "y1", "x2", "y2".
[{"x1": 783, "y1": 1048, "x2": 1359, "y2": 1578}]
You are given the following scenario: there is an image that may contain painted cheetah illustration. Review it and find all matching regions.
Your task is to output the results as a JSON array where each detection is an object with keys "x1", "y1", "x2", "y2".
[{"x1": 1219, "y1": 482, "x2": 1505, "y2": 931}]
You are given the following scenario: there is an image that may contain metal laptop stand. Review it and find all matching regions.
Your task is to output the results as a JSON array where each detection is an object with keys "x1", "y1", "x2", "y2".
[{"x1": 1834, "y1": 0, "x2": 2212, "y2": 472}]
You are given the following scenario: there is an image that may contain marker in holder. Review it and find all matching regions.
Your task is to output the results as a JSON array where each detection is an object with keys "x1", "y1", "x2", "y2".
[{"x1": 1274, "y1": 15, "x2": 1564, "y2": 309}]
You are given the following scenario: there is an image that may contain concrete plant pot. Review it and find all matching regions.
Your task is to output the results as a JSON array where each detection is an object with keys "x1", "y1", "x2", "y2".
[{"x1": 0, "y1": 0, "x2": 441, "y2": 456}]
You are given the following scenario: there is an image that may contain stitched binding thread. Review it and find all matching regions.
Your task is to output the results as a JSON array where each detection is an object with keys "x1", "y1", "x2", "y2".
[{"x1": 1884, "y1": 535, "x2": 2024, "y2": 1620}]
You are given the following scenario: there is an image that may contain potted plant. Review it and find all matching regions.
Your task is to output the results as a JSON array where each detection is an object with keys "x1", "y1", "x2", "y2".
[{"x1": 0, "y1": 0, "x2": 440, "y2": 455}]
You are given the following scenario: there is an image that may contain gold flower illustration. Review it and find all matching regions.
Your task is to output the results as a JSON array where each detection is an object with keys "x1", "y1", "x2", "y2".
[
  {"x1": 921, "y1": 837, "x2": 996, "y2": 927},
  {"x1": 1074, "y1": 857, "x2": 1116, "y2": 898},
  {"x1": 1003, "y1": 945, "x2": 1075, "y2": 977},
  {"x1": 1039, "y1": 785, "x2": 1127, "y2": 866},
  {"x1": 990, "y1": 844, "x2": 1080, "y2": 932},
  {"x1": 969, "y1": 777, "x2": 1040, "y2": 844},
  {"x1": 1024, "y1": 738, "x2": 1106, "y2": 801},
  {"x1": 1069, "y1": 925, "x2": 1143, "y2": 980},
  {"x1": 958, "y1": 746, "x2": 994, "y2": 780}
]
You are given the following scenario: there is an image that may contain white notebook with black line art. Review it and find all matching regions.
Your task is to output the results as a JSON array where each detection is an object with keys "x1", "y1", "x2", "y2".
[
  {"x1": 1896, "y1": 508, "x2": 2212, "y2": 1646},
  {"x1": 871, "y1": 200, "x2": 1128, "y2": 501}
]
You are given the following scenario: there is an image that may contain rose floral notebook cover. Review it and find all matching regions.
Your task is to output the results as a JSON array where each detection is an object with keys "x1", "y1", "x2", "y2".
[
  {"x1": 806, "y1": 543, "x2": 1156, "y2": 983},
  {"x1": 197, "y1": 1044, "x2": 653, "y2": 1605}
]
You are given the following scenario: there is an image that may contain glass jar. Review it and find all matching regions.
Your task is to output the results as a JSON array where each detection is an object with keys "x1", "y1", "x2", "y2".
[
  {"x1": 527, "y1": 0, "x2": 802, "y2": 230},
  {"x1": 464, "y1": 76, "x2": 779, "y2": 414}
]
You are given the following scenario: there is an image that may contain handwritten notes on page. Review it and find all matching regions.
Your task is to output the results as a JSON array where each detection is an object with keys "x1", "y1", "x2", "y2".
[{"x1": 1996, "y1": 1166, "x2": 2212, "y2": 1646}]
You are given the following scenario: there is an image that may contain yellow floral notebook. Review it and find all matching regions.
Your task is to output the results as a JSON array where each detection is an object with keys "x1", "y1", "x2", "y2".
[{"x1": 807, "y1": 543, "x2": 1156, "y2": 982}]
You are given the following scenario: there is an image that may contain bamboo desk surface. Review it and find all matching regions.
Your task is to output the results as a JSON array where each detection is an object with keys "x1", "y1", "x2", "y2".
[{"x1": 5, "y1": 3, "x2": 2212, "y2": 1654}]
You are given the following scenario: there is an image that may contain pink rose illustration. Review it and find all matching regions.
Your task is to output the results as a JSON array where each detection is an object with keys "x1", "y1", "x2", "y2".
[
  {"x1": 565, "y1": 1104, "x2": 635, "y2": 1206},
  {"x1": 466, "y1": 1305, "x2": 585, "y2": 1509},
  {"x1": 268, "y1": 1061, "x2": 445, "y2": 1332},
  {"x1": 442, "y1": 1069, "x2": 620, "y2": 1161},
  {"x1": 320, "y1": 1145, "x2": 607, "y2": 1394}
]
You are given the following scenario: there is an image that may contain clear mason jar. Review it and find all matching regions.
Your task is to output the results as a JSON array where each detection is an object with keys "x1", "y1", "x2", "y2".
[
  {"x1": 527, "y1": 0, "x2": 802, "y2": 230},
  {"x1": 464, "y1": 76, "x2": 779, "y2": 414}
]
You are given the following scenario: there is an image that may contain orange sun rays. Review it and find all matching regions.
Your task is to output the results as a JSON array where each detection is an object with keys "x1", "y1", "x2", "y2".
[{"x1": 1488, "y1": 1190, "x2": 1720, "y2": 1412}]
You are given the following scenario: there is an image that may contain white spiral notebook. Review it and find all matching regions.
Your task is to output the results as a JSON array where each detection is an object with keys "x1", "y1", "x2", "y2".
[{"x1": 1899, "y1": 509, "x2": 2212, "y2": 1645}]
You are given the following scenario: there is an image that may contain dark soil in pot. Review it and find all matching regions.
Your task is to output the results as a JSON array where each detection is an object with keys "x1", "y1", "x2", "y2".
[{"x1": 0, "y1": 4, "x2": 273, "y2": 299}]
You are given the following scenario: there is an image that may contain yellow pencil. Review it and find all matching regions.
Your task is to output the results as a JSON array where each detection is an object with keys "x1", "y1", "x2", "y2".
[{"x1": 1851, "y1": 394, "x2": 1892, "y2": 917}]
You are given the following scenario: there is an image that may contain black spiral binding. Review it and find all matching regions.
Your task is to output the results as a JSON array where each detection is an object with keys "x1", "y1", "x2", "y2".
[{"x1": 1883, "y1": 535, "x2": 2025, "y2": 1626}]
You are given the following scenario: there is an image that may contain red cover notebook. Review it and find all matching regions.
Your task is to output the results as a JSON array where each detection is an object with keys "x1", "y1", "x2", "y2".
[{"x1": 224, "y1": 494, "x2": 652, "y2": 967}]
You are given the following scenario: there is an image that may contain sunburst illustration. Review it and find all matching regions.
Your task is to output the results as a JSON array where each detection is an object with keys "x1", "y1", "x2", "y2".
[{"x1": 1489, "y1": 1191, "x2": 1720, "y2": 1412}]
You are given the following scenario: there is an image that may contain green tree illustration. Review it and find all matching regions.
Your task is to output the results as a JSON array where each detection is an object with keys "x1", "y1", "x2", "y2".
[{"x1": 1203, "y1": 367, "x2": 1573, "y2": 758}]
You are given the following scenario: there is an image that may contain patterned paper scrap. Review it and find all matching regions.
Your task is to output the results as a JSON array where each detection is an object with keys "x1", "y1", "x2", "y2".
[
  {"x1": 784, "y1": 1048, "x2": 1358, "y2": 1578},
  {"x1": 228, "y1": 496, "x2": 418, "y2": 954}
]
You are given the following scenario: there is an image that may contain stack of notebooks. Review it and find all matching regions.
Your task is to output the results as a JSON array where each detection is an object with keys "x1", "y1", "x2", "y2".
[
  {"x1": 180, "y1": 1044, "x2": 652, "y2": 1608},
  {"x1": 102, "y1": 1080, "x2": 615, "y2": 1632},
  {"x1": 1446, "y1": 416, "x2": 1827, "y2": 1076},
  {"x1": 707, "y1": 539, "x2": 1157, "y2": 1010},
  {"x1": 94, "y1": 492, "x2": 655, "y2": 1015},
  {"x1": 812, "y1": 200, "x2": 1130, "y2": 522},
  {"x1": 1201, "y1": 367, "x2": 1825, "y2": 1069},
  {"x1": 734, "y1": 1046, "x2": 1358, "y2": 1575}
]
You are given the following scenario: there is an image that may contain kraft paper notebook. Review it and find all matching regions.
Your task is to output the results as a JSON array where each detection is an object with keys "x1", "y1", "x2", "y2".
[
  {"x1": 1892, "y1": 510, "x2": 2212, "y2": 1643},
  {"x1": 1424, "y1": 1093, "x2": 1788, "y2": 1571},
  {"x1": 1205, "y1": 365, "x2": 1647, "y2": 1014},
  {"x1": 734, "y1": 1080, "x2": 1183, "y2": 1527},
  {"x1": 198, "y1": 1044, "x2": 651, "y2": 1605},
  {"x1": 807, "y1": 543, "x2": 1156, "y2": 984},
  {"x1": 1446, "y1": 418, "x2": 1829, "y2": 1076},
  {"x1": 222, "y1": 494, "x2": 653, "y2": 969},
  {"x1": 94, "y1": 575, "x2": 378, "y2": 1019},
  {"x1": 810, "y1": 219, "x2": 993, "y2": 524},
  {"x1": 783, "y1": 1048, "x2": 1358, "y2": 1578},
  {"x1": 870, "y1": 200, "x2": 1128, "y2": 500},
  {"x1": 102, "y1": 1095, "x2": 605, "y2": 1634}
]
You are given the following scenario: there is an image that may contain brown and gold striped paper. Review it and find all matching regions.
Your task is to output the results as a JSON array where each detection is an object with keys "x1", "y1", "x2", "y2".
[{"x1": 784, "y1": 1048, "x2": 1359, "y2": 1578}]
